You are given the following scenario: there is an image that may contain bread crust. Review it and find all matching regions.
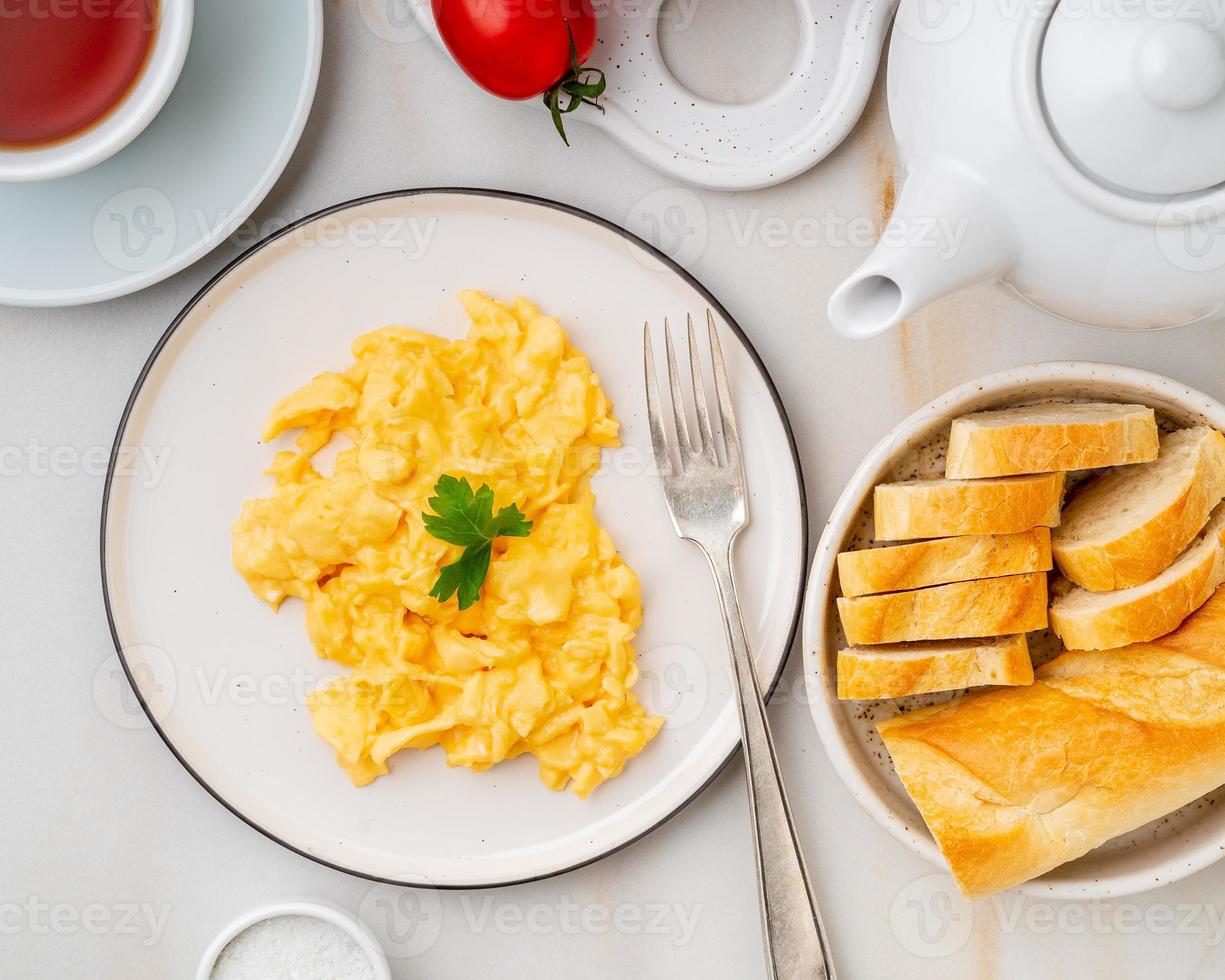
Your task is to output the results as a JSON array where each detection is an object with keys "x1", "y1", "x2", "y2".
[
  {"x1": 945, "y1": 403, "x2": 1158, "y2": 479},
  {"x1": 1049, "y1": 505, "x2": 1225, "y2": 650},
  {"x1": 837, "y1": 572, "x2": 1048, "y2": 645},
  {"x1": 837, "y1": 528, "x2": 1051, "y2": 597},
  {"x1": 878, "y1": 588, "x2": 1225, "y2": 898},
  {"x1": 837, "y1": 636, "x2": 1033, "y2": 700},
  {"x1": 1053, "y1": 427, "x2": 1225, "y2": 591},
  {"x1": 873, "y1": 473, "x2": 1065, "y2": 541}
]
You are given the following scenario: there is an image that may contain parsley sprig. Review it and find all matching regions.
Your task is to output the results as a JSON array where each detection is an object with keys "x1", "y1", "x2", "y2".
[{"x1": 423, "y1": 475, "x2": 533, "y2": 610}]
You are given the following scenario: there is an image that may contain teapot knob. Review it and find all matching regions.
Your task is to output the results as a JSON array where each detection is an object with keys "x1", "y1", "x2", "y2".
[{"x1": 1135, "y1": 21, "x2": 1225, "y2": 111}]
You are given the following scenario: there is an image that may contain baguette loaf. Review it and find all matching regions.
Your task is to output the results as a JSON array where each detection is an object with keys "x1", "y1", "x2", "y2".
[
  {"x1": 1053, "y1": 427, "x2": 1225, "y2": 591},
  {"x1": 1049, "y1": 503, "x2": 1225, "y2": 650},
  {"x1": 837, "y1": 636, "x2": 1033, "y2": 700},
  {"x1": 945, "y1": 402, "x2": 1158, "y2": 479},
  {"x1": 873, "y1": 473, "x2": 1065, "y2": 541},
  {"x1": 837, "y1": 529, "x2": 1051, "y2": 597},
  {"x1": 837, "y1": 572, "x2": 1048, "y2": 645},
  {"x1": 879, "y1": 587, "x2": 1225, "y2": 898}
]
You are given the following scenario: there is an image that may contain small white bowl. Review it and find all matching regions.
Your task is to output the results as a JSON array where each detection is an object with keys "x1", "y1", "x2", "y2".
[
  {"x1": 0, "y1": 0, "x2": 193, "y2": 182},
  {"x1": 804, "y1": 361, "x2": 1225, "y2": 899},
  {"x1": 196, "y1": 900, "x2": 391, "y2": 980}
]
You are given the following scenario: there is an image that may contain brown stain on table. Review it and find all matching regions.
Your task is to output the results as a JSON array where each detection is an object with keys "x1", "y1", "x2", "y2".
[
  {"x1": 869, "y1": 142, "x2": 933, "y2": 409},
  {"x1": 869, "y1": 125, "x2": 972, "y2": 410}
]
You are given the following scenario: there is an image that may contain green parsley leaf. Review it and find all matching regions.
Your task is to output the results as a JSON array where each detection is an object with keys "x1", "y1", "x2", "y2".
[{"x1": 423, "y1": 476, "x2": 533, "y2": 610}]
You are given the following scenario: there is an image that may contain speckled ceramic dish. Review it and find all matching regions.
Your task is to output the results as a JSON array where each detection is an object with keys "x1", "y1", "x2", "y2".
[
  {"x1": 804, "y1": 361, "x2": 1225, "y2": 899},
  {"x1": 408, "y1": 0, "x2": 899, "y2": 189}
]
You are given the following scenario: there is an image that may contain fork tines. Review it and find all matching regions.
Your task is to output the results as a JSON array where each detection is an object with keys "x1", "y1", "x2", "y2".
[{"x1": 643, "y1": 310, "x2": 742, "y2": 475}]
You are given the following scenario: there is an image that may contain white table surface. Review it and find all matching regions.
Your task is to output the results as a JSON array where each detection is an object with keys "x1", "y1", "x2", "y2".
[{"x1": 6, "y1": 3, "x2": 1225, "y2": 978}]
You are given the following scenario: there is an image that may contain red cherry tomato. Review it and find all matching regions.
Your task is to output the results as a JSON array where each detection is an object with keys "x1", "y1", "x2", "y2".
[{"x1": 431, "y1": 0, "x2": 598, "y2": 101}]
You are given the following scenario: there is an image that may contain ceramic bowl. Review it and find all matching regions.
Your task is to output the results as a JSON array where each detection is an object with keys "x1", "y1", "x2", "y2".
[
  {"x1": 804, "y1": 360, "x2": 1225, "y2": 899},
  {"x1": 0, "y1": 0, "x2": 194, "y2": 182},
  {"x1": 195, "y1": 900, "x2": 390, "y2": 980}
]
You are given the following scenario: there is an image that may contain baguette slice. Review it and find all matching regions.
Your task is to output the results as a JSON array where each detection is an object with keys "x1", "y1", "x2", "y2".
[
  {"x1": 1053, "y1": 427, "x2": 1225, "y2": 591},
  {"x1": 945, "y1": 402, "x2": 1158, "y2": 479},
  {"x1": 873, "y1": 473, "x2": 1065, "y2": 541},
  {"x1": 878, "y1": 587, "x2": 1225, "y2": 898},
  {"x1": 1050, "y1": 503, "x2": 1225, "y2": 650},
  {"x1": 837, "y1": 528, "x2": 1051, "y2": 597},
  {"x1": 837, "y1": 572, "x2": 1048, "y2": 645},
  {"x1": 837, "y1": 636, "x2": 1033, "y2": 700}
]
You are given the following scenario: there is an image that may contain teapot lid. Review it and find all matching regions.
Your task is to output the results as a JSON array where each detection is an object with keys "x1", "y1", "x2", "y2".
[{"x1": 1041, "y1": 1, "x2": 1225, "y2": 196}]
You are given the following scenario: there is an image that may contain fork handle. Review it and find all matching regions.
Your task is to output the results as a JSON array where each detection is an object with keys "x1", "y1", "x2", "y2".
[{"x1": 704, "y1": 546, "x2": 836, "y2": 980}]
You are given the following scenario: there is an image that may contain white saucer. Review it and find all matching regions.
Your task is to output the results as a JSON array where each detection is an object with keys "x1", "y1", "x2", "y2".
[
  {"x1": 101, "y1": 189, "x2": 807, "y2": 887},
  {"x1": 0, "y1": 0, "x2": 322, "y2": 308}
]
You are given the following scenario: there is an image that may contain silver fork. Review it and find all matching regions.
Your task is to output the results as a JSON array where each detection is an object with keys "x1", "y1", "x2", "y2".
[{"x1": 644, "y1": 312, "x2": 835, "y2": 980}]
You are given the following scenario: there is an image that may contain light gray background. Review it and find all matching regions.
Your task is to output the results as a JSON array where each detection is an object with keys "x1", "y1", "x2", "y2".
[{"x1": 5, "y1": 2, "x2": 1225, "y2": 977}]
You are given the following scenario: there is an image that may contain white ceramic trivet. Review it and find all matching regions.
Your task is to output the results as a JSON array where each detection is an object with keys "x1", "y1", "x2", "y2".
[{"x1": 410, "y1": 0, "x2": 899, "y2": 190}]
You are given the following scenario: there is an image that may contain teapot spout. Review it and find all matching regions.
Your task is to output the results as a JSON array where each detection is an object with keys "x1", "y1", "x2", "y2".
[{"x1": 828, "y1": 168, "x2": 1015, "y2": 339}]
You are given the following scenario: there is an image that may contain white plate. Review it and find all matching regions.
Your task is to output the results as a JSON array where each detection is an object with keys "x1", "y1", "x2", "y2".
[
  {"x1": 804, "y1": 361, "x2": 1225, "y2": 899},
  {"x1": 0, "y1": 0, "x2": 322, "y2": 307},
  {"x1": 407, "y1": 0, "x2": 898, "y2": 190},
  {"x1": 101, "y1": 189, "x2": 806, "y2": 888}
]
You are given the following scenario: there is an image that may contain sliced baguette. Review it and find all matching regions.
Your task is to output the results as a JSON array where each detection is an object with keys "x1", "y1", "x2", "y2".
[
  {"x1": 945, "y1": 402, "x2": 1158, "y2": 479},
  {"x1": 837, "y1": 528, "x2": 1051, "y2": 597},
  {"x1": 1053, "y1": 427, "x2": 1225, "y2": 591},
  {"x1": 878, "y1": 588, "x2": 1225, "y2": 898},
  {"x1": 837, "y1": 572, "x2": 1048, "y2": 646},
  {"x1": 837, "y1": 636, "x2": 1033, "y2": 700},
  {"x1": 1049, "y1": 503, "x2": 1225, "y2": 650},
  {"x1": 873, "y1": 473, "x2": 1065, "y2": 541}
]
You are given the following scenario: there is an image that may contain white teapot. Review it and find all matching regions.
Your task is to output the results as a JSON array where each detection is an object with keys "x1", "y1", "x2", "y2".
[{"x1": 828, "y1": 0, "x2": 1225, "y2": 338}]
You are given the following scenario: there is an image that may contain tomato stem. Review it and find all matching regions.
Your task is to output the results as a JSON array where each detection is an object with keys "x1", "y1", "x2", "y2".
[{"x1": 543, "y1": 22, "x2": 606, "y2": 146}]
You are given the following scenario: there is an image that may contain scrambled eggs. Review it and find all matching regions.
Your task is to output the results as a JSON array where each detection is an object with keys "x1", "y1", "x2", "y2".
[{"x1": 232, "y1": 291, "x2": 663, "y2": 796}]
